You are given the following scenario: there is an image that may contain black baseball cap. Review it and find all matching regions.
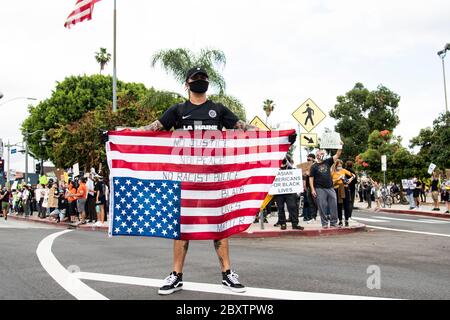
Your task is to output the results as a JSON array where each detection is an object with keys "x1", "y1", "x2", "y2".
[{"x1": 185, "y1": 67, "x2": 208, "y2": 81}]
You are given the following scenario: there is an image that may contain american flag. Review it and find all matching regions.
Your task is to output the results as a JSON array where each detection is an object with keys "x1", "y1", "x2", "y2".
[
  {"x1": 64, "y1": 0, "x2": 102, "y2": 28},
  {"x1": 106, "y1": 129, "x2": 294, "y2": 240}
]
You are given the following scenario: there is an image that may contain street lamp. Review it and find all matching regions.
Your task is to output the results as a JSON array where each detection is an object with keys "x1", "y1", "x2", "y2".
[
  {"x1": 38, "y1": 134, "x2": 48, "y2": 176},
  {"x1": 0, "y1": 96, "x2": 37, "y2": 107},
  {"x1": 437, "y1": 43, "x2": 450, "y2": 113},
  {"x1": 23, "y1": 129, "x2": 45, "y2": 184}
]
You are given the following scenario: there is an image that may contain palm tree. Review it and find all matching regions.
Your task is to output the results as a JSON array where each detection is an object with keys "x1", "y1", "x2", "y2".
[
  {"x1": 262, "y1": 99, "x2": 275, "y2": 124},
  {"x1": 95, "y1": 48, "x2": 112, "y2": 74},
  {"x1": 151, "y1": 48, "x2": 227, "y2": 94}
]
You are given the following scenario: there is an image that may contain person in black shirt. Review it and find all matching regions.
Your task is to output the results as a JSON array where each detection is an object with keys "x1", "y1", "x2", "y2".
[
  {"x1": 136, "y1": 67, "x2": 255, "y2": 295},
  {"x1": 274, "y1": 156, "x2": 304, "y2": 230},
  {"x1": 431, "y1": 172, "x2": 441, "y2": 211},
  {"x1": 309, "y1": 146, "x2": 343, "y2": 228},
  {"x1": 1, "y1": 187, "x2": 10, "y2": 220}
]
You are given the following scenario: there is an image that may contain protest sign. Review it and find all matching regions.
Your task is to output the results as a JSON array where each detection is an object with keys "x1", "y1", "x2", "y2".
[
  {"x1": 427, "y1": 163, "x2": 436, "y2": 175},
  {"x1": 269, "y1": 169, "x2": 303, "y2": 195},
  {"x1": 320, "y1": 132, "x2": 342, "y2": 149}
]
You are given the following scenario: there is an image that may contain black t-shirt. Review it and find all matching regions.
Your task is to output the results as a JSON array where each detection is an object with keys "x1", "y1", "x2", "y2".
[
  {"x1": 95, "y1": 181, "x2": 106, "y2": 198},
  {"x1": 310, "y1": 157, "x2": 335, "y2": 189},
  {"x1": 1, "y1": 190, "x2": 9, "y2": 203},
  {"x1": 431, "y1": 178, "x2": 439, "y2": 192},
  {"x1": 159, "y1": 100, "x2": 239, "y2": 131},
  {"x1": 346, "y1": 168, "x2": 357, "y2": 191}
]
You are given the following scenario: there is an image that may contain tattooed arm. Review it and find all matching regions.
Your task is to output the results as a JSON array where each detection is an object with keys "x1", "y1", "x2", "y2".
[
  {"x1": 135, "y1": 120, "x2": 164, "y2": 131},
  {"x1": 234, "y1": 120, "x2": 257, "y2": 131}
]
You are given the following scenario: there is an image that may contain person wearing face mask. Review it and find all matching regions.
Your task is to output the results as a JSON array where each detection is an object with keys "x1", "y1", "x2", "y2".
[
  {"x1": 302, "y1": 154, "x2": 317, "y2": 223},
  {"x1": 135, "y1": 67, "x2": 265, "y2": 296},
  {"x1": 332, "y1": 160, "x2": 355, "y2": 227},
  {"x1": 309, "y1": 145, "x2": 343, "y2": 229}
]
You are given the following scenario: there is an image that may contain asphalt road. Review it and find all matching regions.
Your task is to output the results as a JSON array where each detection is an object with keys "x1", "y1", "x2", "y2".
[{"x1": 0, "y1": 209, "x2": 449, "y2": 300}]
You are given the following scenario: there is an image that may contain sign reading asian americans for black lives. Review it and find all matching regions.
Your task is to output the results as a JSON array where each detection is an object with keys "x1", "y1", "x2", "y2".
[{"x1": 269, "y1": 169, "x2": 303, "y2": 195}]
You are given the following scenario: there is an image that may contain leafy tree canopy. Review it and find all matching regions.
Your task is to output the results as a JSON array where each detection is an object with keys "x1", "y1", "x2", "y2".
[{"x1": 330, "y1": 83, "x2": 401, "y2": 162}]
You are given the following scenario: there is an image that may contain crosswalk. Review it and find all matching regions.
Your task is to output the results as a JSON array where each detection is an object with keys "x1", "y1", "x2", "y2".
[{"x1": 352, "y1": 216, "x2": 450, "y2": 225}]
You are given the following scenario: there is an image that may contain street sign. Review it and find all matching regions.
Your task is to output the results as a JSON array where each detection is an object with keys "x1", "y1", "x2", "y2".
[
  {"x1": 381, "y1": 155, "x2": 387, "y2": 172},
  {"x1": 269, "y1": 169, "x2": 304, "y2": 195},
  {"x1": 427, "y1": 163, "x2": 436, "y2": 175},
  {"x1": 11, "y1": 149, "x2": 17, "y2": 154},
  {"x1": 292, "y1": 98, "x2": 326, "y2": 132},
  {"x1": 249, "y1": 116, "x2": 271, "y2": 131},
  {"x1": 319, "y1": 132, "x2": 342, "y2": 149},
  {"x1": 300, "y1": 133, "x2": 318, "y2": 147}
]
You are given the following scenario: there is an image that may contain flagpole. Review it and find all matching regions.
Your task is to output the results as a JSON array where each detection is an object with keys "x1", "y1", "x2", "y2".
[{"x1": 112, "y1": 0, "x2": 117, "y2": 112}]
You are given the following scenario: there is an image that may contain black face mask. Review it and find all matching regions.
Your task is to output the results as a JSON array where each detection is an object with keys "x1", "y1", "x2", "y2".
[{"x1": 189, "y1": 79, "x2": 209, "y2": 93}]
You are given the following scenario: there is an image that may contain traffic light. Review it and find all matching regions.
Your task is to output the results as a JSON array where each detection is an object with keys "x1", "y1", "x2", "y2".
[{"x1": 35, "y1": 163, "x2": 41, "y2": 175}]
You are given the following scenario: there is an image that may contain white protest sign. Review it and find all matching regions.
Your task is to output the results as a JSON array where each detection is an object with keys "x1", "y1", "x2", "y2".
[
  {"x1": 401, "y1": 179, "x2": 409, "y2": 189},
  {"x1": 269, "y1": 169, "x2": 304, "y2": 195},
  {"x1": 428, "y1": 163, "x2": 436, "y2": 175},
  {"x1": 320, "y1": 132, "x2": 342, "y2": 149},
  {"x1": 72, "y1": 163, "x2": 80, "y2": 177}
]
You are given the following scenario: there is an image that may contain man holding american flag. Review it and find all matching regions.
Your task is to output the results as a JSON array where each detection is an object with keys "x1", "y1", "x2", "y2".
[{"x1": 107, "y1": 67, "x2": 296, "y2": 295}]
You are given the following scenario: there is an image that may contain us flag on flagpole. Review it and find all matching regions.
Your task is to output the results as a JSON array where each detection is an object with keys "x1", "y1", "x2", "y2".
[
  {"x1": 106, "y1": 129, "x2": 294, "y2": 240},
  {"x1": 64, "y1": 0, "x2": 102, "y2": 28}
]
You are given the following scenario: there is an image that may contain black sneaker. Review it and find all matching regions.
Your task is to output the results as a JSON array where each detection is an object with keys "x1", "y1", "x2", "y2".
[
  {"x1": 222, "y1": 270, "x2": 246, "y2": 293},
  {"x1": 158, "y1": 271, "x2": 183, "y2": 295},
  {"x1": 292, "y1": 225, "x2": 304, "y2": 230},
  {"x1": 338, "y1": 221, "x2": 343, "y2": 227},
  {"x1": 345, "y1": 220, "x2": 349, "y2": 227},
  {"x1": 280, "y1": 224, "x2": 287, "y2": 230}
]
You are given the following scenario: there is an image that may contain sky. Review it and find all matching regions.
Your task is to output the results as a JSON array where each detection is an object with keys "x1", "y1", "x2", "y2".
[{"x1": 0, "y1": 0, "x2": 449, "y2": 174}]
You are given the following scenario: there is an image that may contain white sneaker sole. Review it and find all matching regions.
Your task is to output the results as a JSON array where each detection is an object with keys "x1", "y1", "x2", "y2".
[
  {"x1": 222, "y1": 285, "x2": 246, "y2": 293},
  {"x1": 158, "y1": 286, "x2": 182, "y2": 295}
]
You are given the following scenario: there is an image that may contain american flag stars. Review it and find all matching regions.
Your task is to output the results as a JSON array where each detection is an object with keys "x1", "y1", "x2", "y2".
[{"x1": 111, "y1": 178, "x2": 181, "y2": 239}]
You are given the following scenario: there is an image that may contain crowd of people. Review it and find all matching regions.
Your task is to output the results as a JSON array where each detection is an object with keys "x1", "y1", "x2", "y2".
[
  {"x1": 0, "y1": 172, "x2": 110, "y2": 226},
  {"x1": 256, "y1": 150, "x2": 450, "y2": 230}
]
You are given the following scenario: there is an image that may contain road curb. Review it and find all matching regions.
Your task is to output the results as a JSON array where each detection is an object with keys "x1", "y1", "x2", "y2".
[
  {"x1": 6, "y1": 214, "x2": 367, "y2": 237},
  {"x1": 378, "y1": 208, "x2": 450, "y2": 219}
]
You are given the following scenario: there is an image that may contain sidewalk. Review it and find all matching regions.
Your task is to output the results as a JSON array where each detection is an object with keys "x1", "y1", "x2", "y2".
[
  {"x1": 365, "y1": 202, "x2": 450, "y2": 219},
  {"x1": 6, "y1": 212, "x2": 366, "y2": 238}
]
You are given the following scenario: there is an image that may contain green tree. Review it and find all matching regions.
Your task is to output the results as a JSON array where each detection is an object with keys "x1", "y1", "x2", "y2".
[
  {"x1": 330, "y1": 83, "x2": 401, "y2": 161},
  {"x1": 95, "y1": 48, "x2": 112, "y2": 74},
  {"x1": 262, "y1": 99, "x2": 275, "y2": 123},
  {"x1": 410, "y1": 112, "x2": 450, "y2": 169},
  {"x1": 151, "y1": 48, "x2": 226, "y2": 93},
  {"x1": 151, "y1": 47, "x2": 247, "y2": 121},
  {"x1": 356, "y1": 130, "x2": 426, "y2": 183},
  {"x1": 48, "y1": 87, "x2": 184, "y2": 172},
  {"x1": 22, "y1": 74, "x2": 151, "y2": 164}
]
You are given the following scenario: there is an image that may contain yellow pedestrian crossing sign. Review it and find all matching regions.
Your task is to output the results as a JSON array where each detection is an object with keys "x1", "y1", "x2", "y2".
[
  {"x1": 300, "y1": 133, "x2": 318, "y2": 147},
  {"x1": 250, "y1": 116, "x2": 271, "y2": 131},
  {"x1": 292, "y1": 98, "x2": 326, "y2": 132}
]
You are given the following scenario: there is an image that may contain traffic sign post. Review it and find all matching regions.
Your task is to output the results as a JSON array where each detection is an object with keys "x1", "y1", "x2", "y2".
[
  {"x1": 249, "y1": 116, "x2": 271, "y2": 131},
  {"x1": 381, "y1": 155, "x2": 387, "y2": 187},
  {"x1": 292, "y1": 98, "x2": 326, "y2": 132},
  {"x1": 300, "y1": 133, "x2": 318, "y2": 147}
]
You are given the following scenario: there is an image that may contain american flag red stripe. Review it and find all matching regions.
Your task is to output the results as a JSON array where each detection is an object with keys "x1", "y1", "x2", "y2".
[
  {"x1": 107, "y1": 129, "x2": 294, "y2": 240},
  {"x1": 64, "y1": 0, "x2": 102, "y2": 28}
]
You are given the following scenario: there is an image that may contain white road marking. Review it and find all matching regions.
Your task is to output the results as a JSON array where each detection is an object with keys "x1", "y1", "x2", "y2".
[
  {"x1": 352, "y1": 217, "x2": 388, "y2": 223},
  {"x1": 74, "y1": 272, "x2": 393, "y2": 300},
  {"x1": 36, "y1": 230, "x2": 108, "y2": 300},
  {"x1": 0, "y1": 219, "x2": 57, "y2": 229},
  {"x1": 366, "y1": 225, "x2": 450, "y2": 238},
  {"x1": 37, "y1": 230, "x2": 394, "y2": 300},
  {"x1": 373, "y1": 216, "x2": 450, "y2": 224}
]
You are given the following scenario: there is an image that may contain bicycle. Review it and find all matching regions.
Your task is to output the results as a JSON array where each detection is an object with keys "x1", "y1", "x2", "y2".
[{"x1": 381, "y1": 186, "x2": 392, "y2": 208}]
